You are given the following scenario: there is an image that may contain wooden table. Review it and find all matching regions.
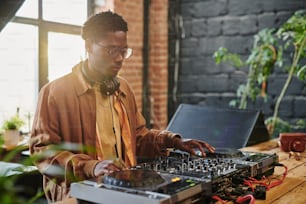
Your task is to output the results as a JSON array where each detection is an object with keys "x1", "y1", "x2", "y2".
[
  {"x1": 236, "y1": 139, "x2": 306, "y2": 204},
  {"x1": 59, "y1": 139, "x2": 306, "y2": 204}
]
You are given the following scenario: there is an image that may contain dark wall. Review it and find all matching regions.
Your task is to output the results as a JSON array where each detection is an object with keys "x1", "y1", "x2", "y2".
[
  {"x1": 0, "y1": 0, "x2": 25, "y2": 32},
  {"x1": 170, "y1": 0, "x2": 306, "y2": 126}
]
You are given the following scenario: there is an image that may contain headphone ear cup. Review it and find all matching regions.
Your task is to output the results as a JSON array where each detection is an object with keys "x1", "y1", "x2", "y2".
[
  {"x1": 81, "y1": 61, "x2": 120, "y2": 95},
  {"x1": 100, "y1": 77, "x2": 120, "y2": 96}
]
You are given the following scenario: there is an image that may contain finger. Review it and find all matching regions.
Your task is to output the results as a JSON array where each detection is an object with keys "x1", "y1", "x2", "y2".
[
  {"x1": 190, "y1": 140, "x2": 215, "y2": 157},
  {"x1": 193, "y1": 142, "x2": 206, "y2": 157},
  {"x1": 193, "y1": 140, "x2": 214, "y2": 152},
  {"x1": 113, "y1": 158, "x2": 127, "y2": 169},
  {"x1": 94, "y1": 160, "x2": 121, "y2": 176},
  {"x1": 200, "y1": 141, "x2": 215, "y2": 153},
  {"x1": 183, "y1": 142, "x2": 203, "y2": 156},
  {"x1": 107, "y1": 163, "x2": 122, "y2": 171}
]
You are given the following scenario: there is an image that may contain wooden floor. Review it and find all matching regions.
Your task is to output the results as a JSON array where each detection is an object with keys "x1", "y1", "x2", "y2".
[{"x1": 236, "y1": 139, "x2": 306, "y2": 204}]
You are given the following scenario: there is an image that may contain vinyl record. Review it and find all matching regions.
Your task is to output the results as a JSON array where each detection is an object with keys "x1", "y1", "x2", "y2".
[{"x1": 103, "y1": 169, "x2": 165, "y2": 188}]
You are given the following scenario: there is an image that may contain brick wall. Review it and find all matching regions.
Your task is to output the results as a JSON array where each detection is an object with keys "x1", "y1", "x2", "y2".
[
  {"x1": 175, "y1": 0, "x2": 306, "y2": 128},
  {"x1": 100, "y1": 0, "x2": 305, "y2": 131},
  {"x1": 115, "y1": 0, "x2": 169, "y2": 129},
  {"x1": 148, "y1": 0, "x2": 169, "y2": 129},
  {"x1": 115, "y1": 0, "x2": 144, "y2": 112}
]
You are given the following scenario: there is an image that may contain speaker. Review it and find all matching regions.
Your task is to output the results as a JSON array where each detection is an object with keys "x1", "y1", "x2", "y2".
[{"x1": 167, "y1": 104, "x2": 269, "y2": 149}]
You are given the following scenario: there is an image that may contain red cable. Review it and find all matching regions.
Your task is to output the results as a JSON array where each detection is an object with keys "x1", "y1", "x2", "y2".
[
  {"x1": 236, "y1": 194, "x2": 255, "y2": 204},
  {"x1": 213, "y1": 164, "x2": 288, "y2": 204},
  {"x1": 267, "y1": 164, "x2": 288, "y2": 189},
  {"x1": 211, "y1": 195, "x2": 227, "y2": 204},
  {"x1": 243, "y1": 164, "x2": 288, "y2": 191}
]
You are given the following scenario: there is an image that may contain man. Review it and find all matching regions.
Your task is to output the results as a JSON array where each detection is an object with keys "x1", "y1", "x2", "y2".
[{"x1": 30, "y1": 11, "x2": 215, "y2": 202}]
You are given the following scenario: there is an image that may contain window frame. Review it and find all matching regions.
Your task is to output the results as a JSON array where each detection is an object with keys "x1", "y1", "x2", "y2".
[{"x1": 11, "y1": 0, "x2": 93, "y2": 90}]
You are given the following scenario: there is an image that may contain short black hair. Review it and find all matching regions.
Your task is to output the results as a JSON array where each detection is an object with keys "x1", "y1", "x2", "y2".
[{"x1": 81, "y1": 11, "x2": 128, "y2": 41}]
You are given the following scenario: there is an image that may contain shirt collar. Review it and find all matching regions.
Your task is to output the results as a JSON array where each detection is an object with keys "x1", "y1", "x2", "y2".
[{"x1": 72, "y1": 60, "x2": 127, "y2": 98}]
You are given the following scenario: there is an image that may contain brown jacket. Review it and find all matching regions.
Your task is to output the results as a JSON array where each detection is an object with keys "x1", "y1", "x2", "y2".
[{"x1": 30, "y1": 62, "x2": 180, "y2": 202}]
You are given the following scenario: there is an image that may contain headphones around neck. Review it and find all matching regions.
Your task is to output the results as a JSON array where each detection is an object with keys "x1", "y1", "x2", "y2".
[{"x1": 81, "y1": 61, "x2": 120, "y2": 96}]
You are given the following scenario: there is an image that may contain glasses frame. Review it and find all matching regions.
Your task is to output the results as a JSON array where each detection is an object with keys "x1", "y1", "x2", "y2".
[{"x1": 96, "y1": 43, "x2": 133, "y2": 59}]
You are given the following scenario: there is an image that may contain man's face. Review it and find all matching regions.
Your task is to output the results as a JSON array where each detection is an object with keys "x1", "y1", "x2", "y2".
[{"x1": 86, "y1": 31, "x2": 128, "y2": 79}]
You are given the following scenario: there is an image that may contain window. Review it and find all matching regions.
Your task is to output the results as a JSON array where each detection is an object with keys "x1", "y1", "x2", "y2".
[
  {"x1": 48, "y1": 32, "x2": 85, "y2": 81},
  {"x1": 0, "y1": 0, "x2": 91, "y2": 131},
  {"x1": 42, "y1": 0, "x2": 87, "y2": 26},
  {"x1": 15, "y1": 0, "x2": 38, "y2": 18},
  {"x1": 0, "y1": 23, "x2": 38, "y2": 132}
]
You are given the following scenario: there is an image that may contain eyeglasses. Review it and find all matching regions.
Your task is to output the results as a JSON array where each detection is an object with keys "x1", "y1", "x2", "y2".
[{"x1": 96, "y1": 43, "x2": 133, "y2": 59}]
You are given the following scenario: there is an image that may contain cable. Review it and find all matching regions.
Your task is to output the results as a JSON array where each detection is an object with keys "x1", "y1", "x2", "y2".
[
  {"x1": 267, "y1": 163, "x2": 288, "y2": 189},
  {"x1": 243, "y1": 163, "x2": 288, "y2": 191},
  {"x1": 211, "y1": 195, "x2": 227, "y2": 204},
  {"x1": 236, "y1": 194, "x2": 255, "y2": 204}
]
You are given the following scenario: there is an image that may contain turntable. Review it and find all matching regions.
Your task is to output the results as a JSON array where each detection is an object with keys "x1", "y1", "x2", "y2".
[
  {"x1": 103, "y1": 169, "x2": 165, "y2": 189},
  {"x1": 71, "y1": 168, "x2": 209, "y2": 204}
]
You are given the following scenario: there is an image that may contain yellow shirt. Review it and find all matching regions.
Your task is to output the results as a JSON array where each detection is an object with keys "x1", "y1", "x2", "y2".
[{"x1": 94, "y1": 85, "x2": 122, "y2": 161}]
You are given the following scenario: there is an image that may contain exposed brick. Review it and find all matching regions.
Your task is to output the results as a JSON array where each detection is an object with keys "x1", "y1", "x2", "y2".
[
  {"x1": 192, "y1": 56, "x2": 222, "y2": 75},
  {"x1": 207, "y1": 18, "x2": 222, "y2": 36},
  {"x1": 180, "y1": 58, "x2": 192, "y2": 75},
  {"x1": 197, "y1": 74, "x2": 229, "y2": 92},
  {"x1": 223, "y1": 36, "x2": 253, "y2": 54},
  {"x1": 177, "y1": 0, "x2": 306, "y2": 129},
  {"x1": 294, "y1": 97, "x2": 306, "y2": 117},
  {"x1": 114, "y1": 0, "x2": 306, "y2": 129},
  {"x1": 228, "y1": 0, "x2": 263, "y2": 16},
  {"x1": 115, "y1": 0, "x2": 144, "y2": 112},
  {"x1": 193, "y1": 0, "x2": 227, "y2": 18},
  {"x1": 179, "y1": 76, "x2": 198, "y2": 92},
  {"x1": 205, "y1": 94, "x2": 237, "y2": 108},
  {"x1": 148, "y1": 0, "x2": 169, "y2": 128},
  {"x1": 181, "y1": 37, "x2": 199, "y2": 48},
  {"x1": 262, "y1": 0, "x2": 306, "y2": 12},
  {"x1": 182, "y1": 20, "x2": 193, "y2": 38},
  {"x1": 181, "y1": 2, "x2": 194, "y2": 20},
  {"x1": 249, "y1": 96, "x2": 274, "y2": 116},
  {"x1": 275, "y1": 11, "x2": 295, "y2": 28},
  {"x1": 277, "y1": 97, "x2": 294, "y2": 117},
  {"x1": 223, "y1": 17, "x2": 241, "y2": 36},
  {"x1": 239, "y1": 15, "x2": 258, "y2": 35},
  {"x1": 191, "y1": 19, "x2": 207, "y2": 37},
  {"x1": 198, "y1": 36, "x2": 227, "y2": 55},
  {"x1": 229, "y1": 71, "x2": 247, "y2": 91},
  {"x1": 258, "y1": 13, "x2": 277, "y2": 30},
  {"x1": 268, "y1": 75, "x2": 305, "y2": 96}
]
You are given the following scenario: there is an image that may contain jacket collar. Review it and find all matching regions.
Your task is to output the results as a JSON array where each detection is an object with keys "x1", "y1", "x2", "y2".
[{"x1": 72, "y1": 60, "x2": 127, "y2": 98}]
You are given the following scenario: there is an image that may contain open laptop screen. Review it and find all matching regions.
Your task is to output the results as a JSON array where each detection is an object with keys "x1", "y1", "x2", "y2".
[{"x1": 167, "y1": 104, "x2": 269, "y2": 149}]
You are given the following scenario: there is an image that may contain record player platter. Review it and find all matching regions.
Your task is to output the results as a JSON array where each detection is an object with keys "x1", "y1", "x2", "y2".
[{"x1": 103, "y1": 169, "x2": 165, "y2": 188}]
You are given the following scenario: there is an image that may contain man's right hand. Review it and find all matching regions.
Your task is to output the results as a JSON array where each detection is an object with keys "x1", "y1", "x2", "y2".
[{"x1": 94, "y1": 160, "x2": 122, "y2": 177}]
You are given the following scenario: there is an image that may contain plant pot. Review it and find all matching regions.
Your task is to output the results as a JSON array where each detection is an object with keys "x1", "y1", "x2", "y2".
[{"x1": 3, "y1": 129, "x2": 20, "y2": 149}]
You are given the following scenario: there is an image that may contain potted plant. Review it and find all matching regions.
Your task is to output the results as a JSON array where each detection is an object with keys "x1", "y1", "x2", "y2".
[
  {"x1": 213, "y1": 10, "x2": 306, "y2": 137},
  {"x1": 2, "y1": 113, "x2": 25, "y2": 149}
]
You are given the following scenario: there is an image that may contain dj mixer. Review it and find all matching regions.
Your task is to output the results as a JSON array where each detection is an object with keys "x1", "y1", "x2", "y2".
[{"x1": 70, "y1": 148, "x2": 278, "y2": 204}]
